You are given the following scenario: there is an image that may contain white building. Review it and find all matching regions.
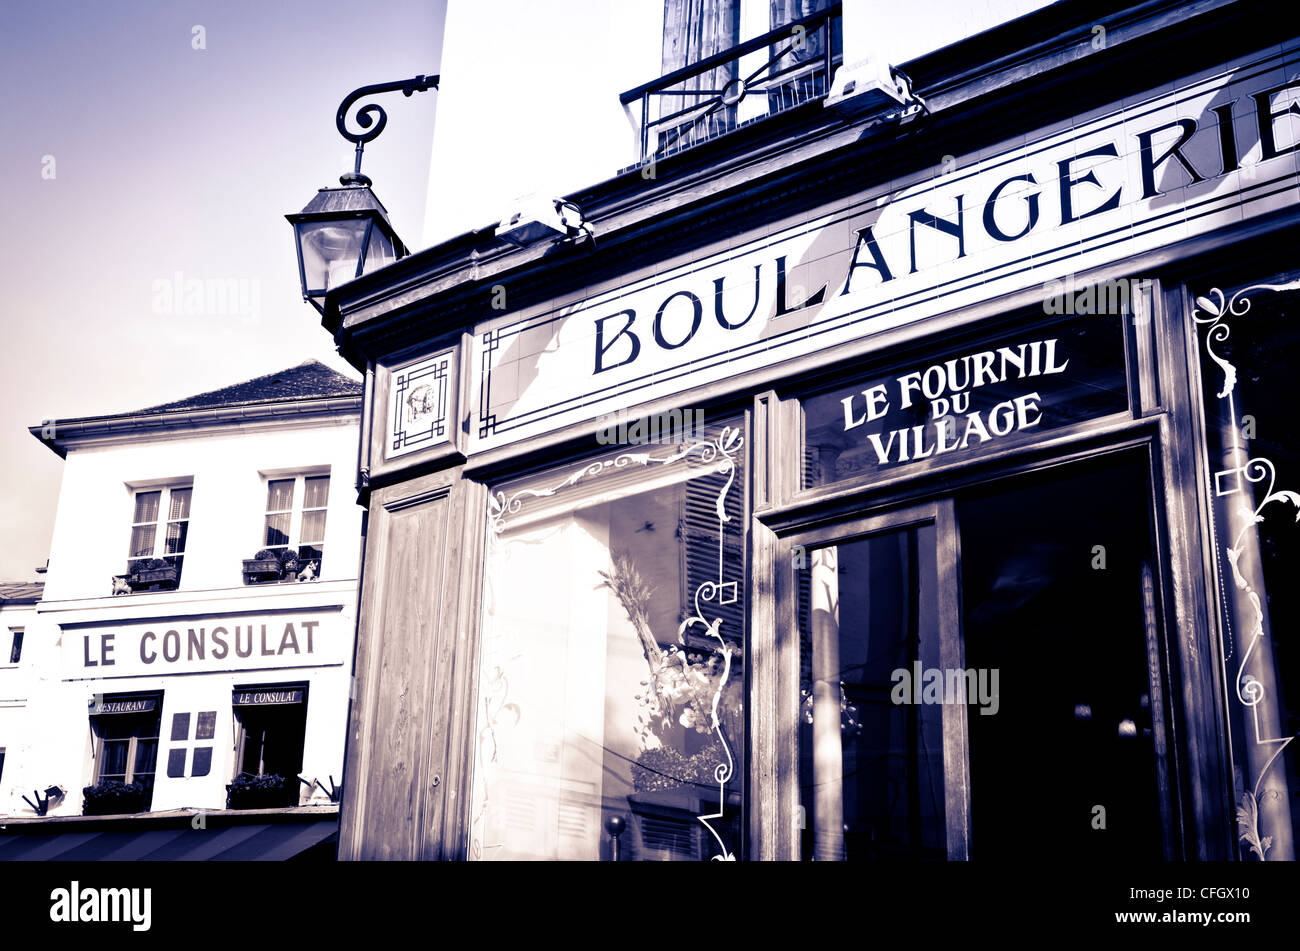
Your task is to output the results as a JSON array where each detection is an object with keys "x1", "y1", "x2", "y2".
[
  {"x1": 0, "y1": 361, "x2": 362, "y2": 860},
  {"x1": 0, "y1": 582, "x2": 42, "y2": 811}
]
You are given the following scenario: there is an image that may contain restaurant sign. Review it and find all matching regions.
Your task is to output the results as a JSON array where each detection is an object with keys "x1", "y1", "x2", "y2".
[
  {"x1": 471, "y1": 41, "x2": 1300, "y2": 452},
  {"x1": 89, "y1": 696, "x2": 158, "y2": 715},
  {"x1": 233, "y1": 687, "x2": 304, "y2": 706},
  {"x1": 63, "y1": 608, "x2": 346, "y2": 679}
]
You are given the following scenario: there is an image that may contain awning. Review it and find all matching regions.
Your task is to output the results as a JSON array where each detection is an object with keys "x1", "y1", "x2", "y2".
[{"x1": 0, "y1": 813, "x2": 337, "y2": 861}]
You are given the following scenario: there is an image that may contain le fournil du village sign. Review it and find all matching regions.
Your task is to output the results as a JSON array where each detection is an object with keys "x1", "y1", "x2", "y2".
[{"x1": 469, "y1": 42, "x2": 1299, "y2": 451}]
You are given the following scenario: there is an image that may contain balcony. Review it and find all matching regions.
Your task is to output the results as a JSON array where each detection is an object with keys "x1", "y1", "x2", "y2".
[{"x1": 620, "y1": 2, "x2": 842, "y2": 165}]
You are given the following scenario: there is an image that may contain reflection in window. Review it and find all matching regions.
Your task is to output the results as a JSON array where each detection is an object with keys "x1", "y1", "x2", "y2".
[
  {"x1": 1196, "y1": 272, "x2": 1300, "y2": 860},
  {"x1": 471, "y1": 422, "x2": 746, "y2": 860},
  {"x1": 798, "y1": 526, "x2": 946, "y2": 860}
]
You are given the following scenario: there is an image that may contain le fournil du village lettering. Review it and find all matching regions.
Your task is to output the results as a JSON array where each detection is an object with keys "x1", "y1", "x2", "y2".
[
  {"x1": 839, "y1": 337, "x2": 1068, "y2": 465},
  {"x1": 589, "y1": 80, "x2": 1299, "y2": 375}
]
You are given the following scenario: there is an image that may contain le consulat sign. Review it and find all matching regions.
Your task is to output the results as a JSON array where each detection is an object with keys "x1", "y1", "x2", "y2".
[
  {"x1": 470, "y1": 41, "x2": 1300, "y2": 451},
  {"x1": 63, "y1": 608, "x2": 346, "y2": 678}
]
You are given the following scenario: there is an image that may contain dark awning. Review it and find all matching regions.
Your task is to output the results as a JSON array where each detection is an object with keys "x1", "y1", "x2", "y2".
[{"x1": 0, "y1": 811, "x2": 337, "y2": 861}]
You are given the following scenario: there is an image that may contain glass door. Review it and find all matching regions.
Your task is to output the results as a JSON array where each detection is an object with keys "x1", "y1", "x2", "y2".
[
  {"x1": 792, "y1": 501, "x2": 969, "y2": 861},
  {"x1": 785, "y1": 450, "x2": 1173, "y2": 860}
]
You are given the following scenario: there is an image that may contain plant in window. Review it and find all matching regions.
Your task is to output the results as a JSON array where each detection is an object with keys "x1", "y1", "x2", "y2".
[
  {"x1": 599, "y1": 551, "x2": 742, "y2": 756},
  {"x1": 242, "y1": 549, "x2": 283, "y2": 585},
  {"x1": 82, "y1": 779, "x2": 148, "y2": 816},
  {"x1": 277, "y1": 548, "x2": 300, "y2": 581},
  {"x1": 226, "y1": 771, "x2": 295, "y2": 809}
]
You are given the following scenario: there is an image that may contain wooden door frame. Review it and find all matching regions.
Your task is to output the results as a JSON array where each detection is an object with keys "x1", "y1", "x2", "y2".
[{"x1": 771, "y1": 500, "x2": 970, "y2": 861}]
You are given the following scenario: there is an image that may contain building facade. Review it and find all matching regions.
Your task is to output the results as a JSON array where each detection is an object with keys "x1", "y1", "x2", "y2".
[
  {"x1": 0, "y1": 362, "x2": 363, "y2": 860},
  {"x1": 321, "y1": 0, "x2": 1299, "y2": 861}
]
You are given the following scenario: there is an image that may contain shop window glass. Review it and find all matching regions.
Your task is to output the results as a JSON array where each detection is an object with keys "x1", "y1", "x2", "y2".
[
  {"x1": 470, "y1": 418, "x2": 747, "y2": 860},
  {"x1": 1195, "y1": 269, "x2": 1300, "y2": 860}
]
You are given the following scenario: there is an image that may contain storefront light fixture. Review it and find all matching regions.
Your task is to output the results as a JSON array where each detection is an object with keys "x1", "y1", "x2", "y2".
[{"x1": 287, "y1": 74, "x2": 438, "y2": 314}]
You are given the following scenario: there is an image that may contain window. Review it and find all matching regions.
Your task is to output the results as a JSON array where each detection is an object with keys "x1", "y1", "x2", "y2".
[
  {"x1": 261, "y1": 474, "x2": 329, "y2": 575},
  {"x1": 1194, "y1": 268, "x2": 1300, "y2": 859},
  {"x1": 0, "y1": 748, "x2": 5, "y2": 786},
  {"x1": 7, "y1": 629, "x2": 22, "y2": 664},
  {"x1": 90, "y1": 695, "x2": 161, "y2": 809},
  {"x1": 127, "y1": 485, "x2": 192, "y2": 587},
  {"x1": 232, "y1": 684, "x2": 308, "y2": 807},
  {"x1": 470, "y1": 418, "x2": 746, "y2": 861}
]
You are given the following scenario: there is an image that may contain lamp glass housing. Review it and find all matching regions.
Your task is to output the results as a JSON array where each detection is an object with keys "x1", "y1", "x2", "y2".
[{"x1": 287, "y1": 184, "x2": 407, "y2": 313}]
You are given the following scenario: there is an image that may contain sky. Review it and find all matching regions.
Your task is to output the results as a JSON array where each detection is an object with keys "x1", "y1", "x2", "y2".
[
  {"x1": 0, "y1": 0, "x2": 445, "y2": 582},
  {"x1": 0, "y1": 0, "x2": 1056, "y2": 583}
]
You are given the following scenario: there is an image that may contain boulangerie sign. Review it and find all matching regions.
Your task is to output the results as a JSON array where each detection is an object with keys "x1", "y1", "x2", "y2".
[{"x1": 470, "y1": 40, "x2": 1300, "y2": 452}]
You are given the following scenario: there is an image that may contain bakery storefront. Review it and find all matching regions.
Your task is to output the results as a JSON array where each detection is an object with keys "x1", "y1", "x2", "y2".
[{"x1": 324, "y1": 1, "x2": 1300, "y2": 860}]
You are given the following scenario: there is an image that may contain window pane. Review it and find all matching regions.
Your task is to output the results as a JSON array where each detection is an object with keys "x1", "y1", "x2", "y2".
[
  {"x1": 9, "y1": 631, "x2": 23, "y2": 664},
  {"x1": 300, "y1": 510, "x2": 327, "y2": 544},
  {"x1": 304, "y1": 476, "x2": 330, "y2": 509},
  {"x1": 266, "y1": 479, "x2": 295, "y2": 512},
  {"x1": 798, "y1": 527, "x2": 946, "y2": 861},
  {"x1": 165, "y1": 520, "x2": 188, "y2": 555},
  {"x1": 133, "y1": 738, "x2": 158, "y2": 777},
  {"x1": 129, "y1": 525, "x2": 156, "y2": 559},
  {"x1": 168, "y1": 487, "x2": 192, "y2": 520},
  {"x1": 264, "y1": 514, "x2": 291, "y2": 548},
  {"x1": 101, "y1": 739, "x2": 130, "y2": 777},
  {"x1": 470, "y1": 421, "x2": 746, "y2": 861},
  {"x1": 133, "y1": 491, "x2": 160, "y2": 525},
  {"x1": 1196, "y1": 272, "x2": 1300, "y2": 859}
]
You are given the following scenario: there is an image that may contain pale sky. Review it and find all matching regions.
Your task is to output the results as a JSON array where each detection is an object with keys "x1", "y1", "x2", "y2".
[{"x1": 0, "y1": 0, "x2": 1055, "y2": 583}]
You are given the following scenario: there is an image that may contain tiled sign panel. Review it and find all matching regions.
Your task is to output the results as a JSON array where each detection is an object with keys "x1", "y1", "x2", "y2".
[
  {"x1": 387, "y1": 349, "x2": 454, "y2": 458},
  {"x1": 470, "y1": 41, "x2": 1300, "y2": 452}
]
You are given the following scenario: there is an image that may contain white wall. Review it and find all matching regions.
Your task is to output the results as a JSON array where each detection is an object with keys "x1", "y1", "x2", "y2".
[{"x1": 43, "y1": 417, "x2": 363, "y2": 602}]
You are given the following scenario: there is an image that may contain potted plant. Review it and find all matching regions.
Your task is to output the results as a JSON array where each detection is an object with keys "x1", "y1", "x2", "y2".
[
  {"x1": 277, "y1": 548, "x2": 300, "y2": 582},
  {"x1": 242, "y1": 548, "x2": 282, "y2": 585},
  {"x1": 131, "y1": 557, "x2": 178, "y2": 590},
  {"x1": 82, "y1": 779, "x2": 148, "y2": 816},
  {"x1": 226, "y1": 771, "x2": 295, "y2": 809}
]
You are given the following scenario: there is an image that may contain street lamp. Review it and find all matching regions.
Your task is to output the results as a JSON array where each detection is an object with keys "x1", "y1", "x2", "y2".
[{"x1": 287, "y1": 74, "x2": 438, "y2": 313}]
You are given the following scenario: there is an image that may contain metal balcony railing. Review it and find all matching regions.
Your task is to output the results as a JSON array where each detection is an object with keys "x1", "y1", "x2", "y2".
[{"x1": 621, "y1": 2, "x2": 842, "y2": 164}]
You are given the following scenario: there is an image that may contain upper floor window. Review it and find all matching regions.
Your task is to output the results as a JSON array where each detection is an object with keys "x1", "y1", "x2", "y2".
[
  {"x1": 126, "y1": 485, "x2": 192, "y2": 589},
  {"x1": 7, "y1": 628, "x2": 23, "y2": 664},
  {"x1": 262, "y1": 474, "x2": 329, "y2": 576}
]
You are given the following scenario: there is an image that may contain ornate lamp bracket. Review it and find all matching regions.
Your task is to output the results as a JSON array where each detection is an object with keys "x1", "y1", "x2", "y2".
[{"x1": 334, "y1": 74, "x2": 439, "y2": 185}]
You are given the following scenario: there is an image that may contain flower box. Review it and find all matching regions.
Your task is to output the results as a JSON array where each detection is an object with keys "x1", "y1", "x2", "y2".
[
  {"x1": 82, "y1": 779, "x2": 148, "y2": 816},
  {"x1": 226, "y1": 771, "x2": 296, "y2": 810},
  {"x1": 242, "y1": 550, "x2": 283, "y2": 585},
  {"x1": 129, "y1": 558, "x2": 178, "y2": 591}
]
